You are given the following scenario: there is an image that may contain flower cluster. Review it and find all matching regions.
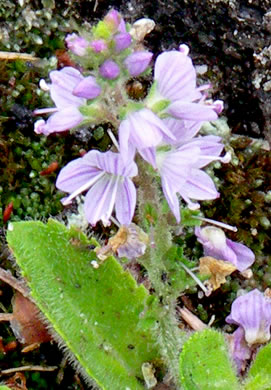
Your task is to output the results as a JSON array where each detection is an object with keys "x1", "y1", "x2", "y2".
[{"x1": 34, "y1": 9, "x2": 228, "y2": 227}]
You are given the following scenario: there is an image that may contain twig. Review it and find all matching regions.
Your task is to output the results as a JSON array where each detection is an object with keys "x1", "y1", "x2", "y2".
[
  {"x1": 0, "y1": 52, "x2": 38, "y2": 61},
  {"x1": 0, "y1": 313, "x2": 13, "y2": 322},
  {"x1": 0, "y1": 365, "x2": 58, "y2": 375},
  {"x1": 0, "y1": 268, "x2": 30, "y2": 299},
  {"x1": 177, "y1": 307, "x2": 207, "y2": 331}
]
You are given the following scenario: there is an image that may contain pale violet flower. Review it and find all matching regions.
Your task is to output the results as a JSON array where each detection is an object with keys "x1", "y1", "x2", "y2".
[
  {"x1": 153, "y1": 47, "x2": 222, "y2": 121},
  {"x1": 56, "y1": 150, "x2": 137, "y2": 226},
  {"x1": 226, "y1": 289, "x2": 271, "y2": 371},
  {"x1": 157, "y1": 138, "x2": 224, "y2": 221},
  {"x1": 119, "y1": 108, "x2": 176, "y2": 164},
  {"x1": 34, "y1": 67, "x2": 100, "y2": 135},
  {"x1": 195, "y1": 226, "x2": 255, "y2": 271}
]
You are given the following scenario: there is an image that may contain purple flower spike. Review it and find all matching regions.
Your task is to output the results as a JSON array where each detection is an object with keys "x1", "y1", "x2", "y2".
[
  {"x1": 226, "y1": 289, "x2": 271, "y2": 346},
  {"x1": 124, "y1": 51, "x2": 153, "y2": 77},
  {"x1": 90, "y1": 39, "x2": 107, "y2": 53},
  {"x1": 56, "y1": 150, "x2": 138, "y2": 226},
  {"x1": 34, "y1": 67, "x2": 85, "y2": 135},
  {"x1": 65, "y1": 33, "x2": 89, "y2": 56},
  {"x1": 114, "y1": 32, "x2": 132, "y2": 52},
  {"x1": 73, "y1": 76, "x2": 101, "y2": 99},
  {"x1": 195, "y1": 226, "x2": 255, "y2": 271},
  {"x1": 154, "y1": 50, "x2": 219, "y2": 121},
  {"x1": 99, "y1": 59, "x2": 120, "y2": 79}
]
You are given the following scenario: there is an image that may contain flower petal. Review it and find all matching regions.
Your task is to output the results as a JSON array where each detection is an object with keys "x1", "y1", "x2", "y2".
[
  {"x1": 56, "y1": 154, "x2": 101, "y2": 194},
  {"x1": 84, "y1": 175, "x2": 119, "y2": 226},
  {"x1": 50, "y1": 67, "x2": 84, "y2": 108},
  {"x1": 179, "y1": 168, "x2": 219, "y2": 200},
  {"x1": 42, "y1": 106, "x2": 83, "y2": 134},
  {"x1": 115, "y1": 179, "x2": 136, "y2": 225},
  {"x1": 168, "y1": 101, "x2": 218, "y2": 121},
  {"x1": 154, "y1": 51, "x2": 196, "y2": 101},
  {"x1": 226, "y1": 289, "x2": 271, "y2": 346},
  {"x1": 226, "y1": 239, "x2": 255, "y2": 272},
  {"x1": 161, "y1": 177, "x2": 181, "y2": 223}
]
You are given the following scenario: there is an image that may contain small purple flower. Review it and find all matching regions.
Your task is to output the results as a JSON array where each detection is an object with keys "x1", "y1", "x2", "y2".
[
  {"x1": 114, "y1": 32, "x2": 132, "y2": 52},
  {"x1": 226, "y1": 289, "x2": 271, "y2": 346},
  {"x1": 72, "y1": 76, "x2": 101, "y2": 99},
  {"x1": 157, "y1": 141, "x2": 221, "y2": 222},
  {"x1": 124, "y1": 51, "x2": 153, "y2": 77},
  {"x1": 65, "y1": 33, "x2": 89, "y2": 56},
  {"x1": 119, "y1": 108, "x2": 175, "y2": 164},
  {"x1": 154, "y1": 47, "x2": 220, "y2": 121},
  {"x1": 90, "y1": 39, "x2": 107, "y2": 53},
  {"x1": 99, "y1": 59, "x2": 120, "y2": 79},
  {"x1": 34, "y1": 67, "x2": 85, "y2": 135},
  {"x1": 195, "y1": 226, "x2": 255, "y2": 271},
  {"x1": 56, "y1": 150, "x2": 137, "y2": 226}
]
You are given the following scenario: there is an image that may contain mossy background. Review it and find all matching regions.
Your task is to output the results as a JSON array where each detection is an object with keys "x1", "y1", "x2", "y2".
[{"x1": 0, "y1": 0, "x2": 270, "y2": 388}]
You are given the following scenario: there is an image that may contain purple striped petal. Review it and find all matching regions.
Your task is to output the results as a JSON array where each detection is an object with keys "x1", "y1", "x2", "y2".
[
  {"x1": 56, "y1": 155, "x2": 101, "y2": 193},
  {"x1": 226, "y1": 289, "x2": 271, "y2": 345},
  {"x1": 162, "y1": 117, "x2": 202, "y2": 145},
  {"x1": 119, "y1": 108, "x2": 175, "y2": 163},
  {"x1": 50, "y1": 67, "x2": 84, "y2": 108},
  {"x1": 115, "y1": 179, "x2": 136, "y2": 225},
  {"x1": 168, "y1": 101, "x2": 218, "y2": 121},
  {"x1": 154, "y1": 51, "x2": 196, "y2": 101},
  {"x1": 84, "y1": 175, "x2": 119, "y2": 226},
  {"x1": 179, "y1": 168, "x2": 219, "y2": 200},
  {"x1": 40, "y1": 106, "x2": 83, "y2": 135},
  {"x1": 226, "y1": 239, "x2": 255, "y2": 271},
  {"x1": 161, "y1": 177, "x2": 181, "y2": 223}
]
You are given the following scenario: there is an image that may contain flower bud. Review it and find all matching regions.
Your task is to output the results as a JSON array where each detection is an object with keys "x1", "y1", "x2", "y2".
[
  {"x1": 114, "y1": 32, "x2": 132, "y2": 52},
  {"x1": 90, "y1": 39, "x2": 107, "y2": 53},
  {"x1": 99, "y1": 59, "x2": 120, "y2": 79},
  {"x1": 124, "y1": 51, "x2": 153, "y2": 77},
  {"x1": 65, "y1": 33, "x2": 89, "y2": 56}
]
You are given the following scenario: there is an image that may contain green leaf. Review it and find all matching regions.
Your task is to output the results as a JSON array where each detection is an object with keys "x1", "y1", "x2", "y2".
[
  {"x1": 0, "y1": 386, "x2": 10, "y2": 390},
  {"x1": 179, "y1": 329, "x2": 241, "y2": 390},
  {"x1": 244, "y1": 342, "x2": 271, "y2": 390},
  {"x1": 7, "y1": 220, "x2": 160, "y2": 390}
]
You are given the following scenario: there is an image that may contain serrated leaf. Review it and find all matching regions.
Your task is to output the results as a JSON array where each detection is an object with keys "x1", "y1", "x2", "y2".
[
  {"x1": 7, "y1": 220, "x2": 160, "y2": 390},
  {"x1": 179, "y1": 329, "x2": 241, "y2": 390},
  {"x1": 244, "y1": 342, "x2": 271, "y2": 390}
]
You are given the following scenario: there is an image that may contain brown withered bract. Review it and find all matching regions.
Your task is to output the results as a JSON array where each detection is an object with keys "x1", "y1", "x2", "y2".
[
  {"x1": 9, "y1": 292, "x2": 51, "y2": 347},
  {"x1": 199, "y1": 256, "x2": 236, "y2": 290}
]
